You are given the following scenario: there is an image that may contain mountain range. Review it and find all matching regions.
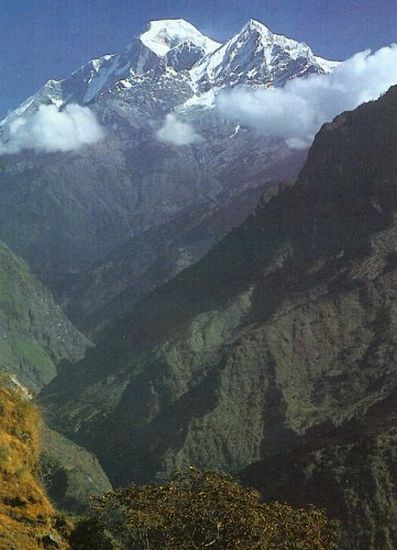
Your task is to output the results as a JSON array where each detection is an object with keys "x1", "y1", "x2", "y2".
[
  {"x1": 1, "y1": 18, "x2": 337, "y2": 120},
  {"x1": 0, "y1": 18, "x2": 336, "y2": 335}
]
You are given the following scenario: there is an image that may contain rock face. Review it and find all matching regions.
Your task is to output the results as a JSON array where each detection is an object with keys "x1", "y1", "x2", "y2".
[
  {"x1": 41, "y1": 81, "x2": 397, "y2": 550},
  {"x1": 0, "y1": 241, "x2": 90, "y2": 390},
  {"x1": 0, "y1": 18, "x2": 333, "y2": 334}
]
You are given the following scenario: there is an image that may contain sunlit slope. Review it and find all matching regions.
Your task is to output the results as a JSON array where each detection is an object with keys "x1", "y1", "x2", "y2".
[{"x1": 0, "y1": 380, "x2": 67, "y2": 549}]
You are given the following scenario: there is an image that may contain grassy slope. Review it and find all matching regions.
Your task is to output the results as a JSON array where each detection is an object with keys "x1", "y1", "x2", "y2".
[
  {"x1": 0, "y1": 379, "x2": 68, "y2": 549},
  {"x1": 0, "y1": 241, "x2": 90, "y2": 390}
]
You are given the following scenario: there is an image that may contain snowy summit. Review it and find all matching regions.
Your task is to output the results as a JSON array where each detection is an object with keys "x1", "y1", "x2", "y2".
[
  {"x1": 1, "y1": 17, "x2": 339, "y2": 127},
  {"x1": 140, "y1": 19, "x2": 221, "y2": 56}
]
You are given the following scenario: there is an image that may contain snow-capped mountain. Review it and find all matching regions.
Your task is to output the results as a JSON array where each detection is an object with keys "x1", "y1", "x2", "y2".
[
  {"x1": 1, "y1": 18, "x2": 337, "y2": 126},
  {"x1": 0, "y1": 19, "x2": 216, "y2": 126},
  {"x1": 191, "y1": 19, "x2": 338, "y2": 91},
  {"x1": 0, "y1": 18, "x2": 338, "y2": 334}
]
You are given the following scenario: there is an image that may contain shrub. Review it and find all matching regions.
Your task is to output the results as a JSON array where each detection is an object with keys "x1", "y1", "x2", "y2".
[{"x1": 70, "y1": 468, "x2": 338, "y2": 549}]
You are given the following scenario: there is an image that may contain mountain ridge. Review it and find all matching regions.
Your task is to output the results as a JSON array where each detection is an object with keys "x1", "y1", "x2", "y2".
[
  {"x1": 1, "y1": 17, "x2": 338, "y2": 126},
  {"x1": 38, "y1": 87, "x2": 397, "y2": 548}
]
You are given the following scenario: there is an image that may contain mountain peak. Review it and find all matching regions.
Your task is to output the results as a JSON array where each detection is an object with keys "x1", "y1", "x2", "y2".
[
  {"x1": 139, "y1": 19, "x2": 221, "y2": 57},
  {"x1": 190, "y1": 16, "x2": 337, "y2": 92},
  {"x1": 243, "y1": 18, "x2": 272, "y2": 35}
]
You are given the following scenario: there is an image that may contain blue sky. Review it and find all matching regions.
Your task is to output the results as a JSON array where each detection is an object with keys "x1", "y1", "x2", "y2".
[{"x1": 1, "y1": 0, "x2": 396, "y2": 117}]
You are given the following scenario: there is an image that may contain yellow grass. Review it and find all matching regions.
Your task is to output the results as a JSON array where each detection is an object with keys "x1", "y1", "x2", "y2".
[{"x1": 0, "y1": 377, "x2": 68, "y2": 549}]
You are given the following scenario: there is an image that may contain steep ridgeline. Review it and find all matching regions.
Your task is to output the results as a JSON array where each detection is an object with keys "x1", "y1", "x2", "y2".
[
  {"x1": 0, "y1": 19, "x2": 334, "y2": 333},
  {"x1": 0, "y1": 241, "x2": 89, "y2": 390},
  {"x1": 41, "y1": 86, "x2": 397, "y2": 546}
]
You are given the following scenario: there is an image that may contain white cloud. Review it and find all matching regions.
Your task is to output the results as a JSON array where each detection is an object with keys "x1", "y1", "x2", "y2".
[
  {"x1": 216, "y1": 45, "x2": 397, "y2": 148},
  {"x1": 156, "y1": 113, "x2": 202, "y2": 146},
  {"x1": 0, "y1": 103, "x2": 104, "y2": 155}
]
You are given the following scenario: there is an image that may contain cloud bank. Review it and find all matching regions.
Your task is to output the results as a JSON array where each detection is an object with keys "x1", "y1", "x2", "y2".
[
  {"x1": 216, "y1": 45, "x2": 397, "y2": 149},
  {"x1": 0, "y1": 104, "x2": 104, "y2": 154},
  {"x1": 156, "y1": 113, "x2": 202, "y2": 146}
]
